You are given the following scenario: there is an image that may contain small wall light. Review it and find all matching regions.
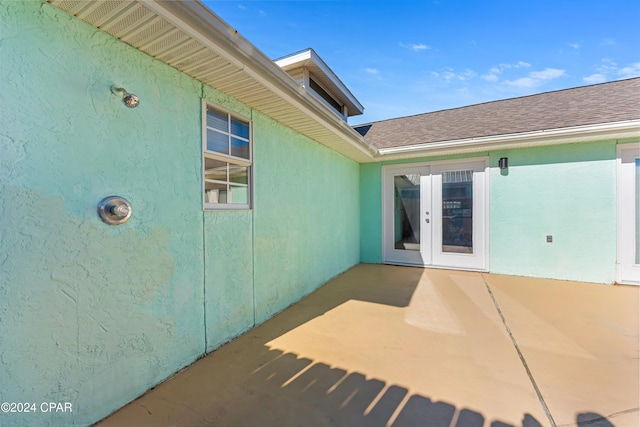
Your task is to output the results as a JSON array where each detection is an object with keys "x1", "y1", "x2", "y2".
[
  {"x1": 111, "y1": 86, "x2": 140, "y2": 108},
  {"x1": 498, "y1": 157, "x2": 509, "y2": 170}
]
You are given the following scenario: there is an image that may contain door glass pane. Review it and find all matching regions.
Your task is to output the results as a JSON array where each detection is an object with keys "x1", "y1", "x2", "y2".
[
  {"x1": 442, "y1": 170, "x2": 473, "y2": 253},
  {"x1": 394, "y1": 174, "x2": 421, "y2": 251},
  {"x1": 635, "y1": 159, "x2": 639, "y2": 264}
]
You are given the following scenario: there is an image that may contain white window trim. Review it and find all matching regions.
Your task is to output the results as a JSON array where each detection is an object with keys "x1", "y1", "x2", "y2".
[{"x1": 202, "y1": 100, "x2": 253, "y2": 210}]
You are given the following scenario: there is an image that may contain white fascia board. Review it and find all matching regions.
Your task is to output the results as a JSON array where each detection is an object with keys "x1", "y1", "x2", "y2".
[
  {"x1": 274, "y1": 50, "x2": 313, "y2": 69},
  {"x1": 143, "y1": 1, "x2": 374, "y2": 160},
  {"x1": 373, "y1": 120, "x2": 640, "y2": 161}
]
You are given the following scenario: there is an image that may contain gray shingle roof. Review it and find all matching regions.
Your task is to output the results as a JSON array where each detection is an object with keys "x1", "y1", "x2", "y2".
[{"x1": 353, "y1": 77, "x2": 640, "y2": 150}]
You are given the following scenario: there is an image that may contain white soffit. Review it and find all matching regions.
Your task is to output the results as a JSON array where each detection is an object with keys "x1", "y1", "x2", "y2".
[{"x1": 45, "y1": 0, "x2": 375, "y2": 162}]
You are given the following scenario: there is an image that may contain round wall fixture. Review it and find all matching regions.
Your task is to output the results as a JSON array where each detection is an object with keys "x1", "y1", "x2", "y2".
[
  {"x1": 98, "y1": 196, "x2": 132, "y2": 225},
  {"x1": 111, "y1": 86, "x2": 140, "y2": 108}
]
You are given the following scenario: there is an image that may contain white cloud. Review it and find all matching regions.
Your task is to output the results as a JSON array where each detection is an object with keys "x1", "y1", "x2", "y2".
[
  {"x1": 505, "y1": 68, "x2": 566, "y2": 88},
  {"x1": 400, "y1": 42, "x2": 431, "y2": 52},
  {"x1": 481, "y1": 62, "x2": 530, "y2": 82},
  {"x1": 238, "y1": 4, "x2": 246, "y2": 10},
  {"x1": 568, "y1": 42, "x2": 580, "y2": 49},
  {"x1": 597, "y1": 58, "x2": 618, "y2": 73},
  {"x1": 431, "y1": 68, "x2": 477, "y2": 82},
  {"x1": 583, "y1": 74, "x2": 607, "y2": 84},
  {"x1": 458, "y1": 69, "x2": 477, "y2": 81},
  {"x1": 481, "y1": 73, "x2": 499, "y2": 82},
  {"x1": 600, "y1": 38, "x2": 616, "y2": 46},
  {"x1": 413, "y1": 43, "x2": 430, "y2": 51},
  {"x1": 530, "y1": 68, "x2": 566, "y2": 80},
  {"x1": 443, "y1": 70, "x2": 456, "y2": 81},
  {"x1": 505, "y1": 77, "x2": 539, "y2": 88},
  {"x1": 583, "y1": 59, "x2": 639, "y2": 83},
  {"x1": 499, "y1": 61, "x2": 531, "y2": 69},
  {"x1": 618, "y1": 62, "x2": 640, "y2": 78},
  {"x1": 364, "y1": 68, "x2": 382, "y2": 80}
]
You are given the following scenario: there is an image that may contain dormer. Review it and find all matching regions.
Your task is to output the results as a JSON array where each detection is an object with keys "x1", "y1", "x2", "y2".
[{"x1": 275, "y1": 48, "x2": 364, "y2": 122}]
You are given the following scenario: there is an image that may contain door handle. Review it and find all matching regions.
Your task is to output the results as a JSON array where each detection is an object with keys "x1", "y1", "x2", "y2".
[{"x1": 425, "y1": 219, "x2": 430, "y2": 223}]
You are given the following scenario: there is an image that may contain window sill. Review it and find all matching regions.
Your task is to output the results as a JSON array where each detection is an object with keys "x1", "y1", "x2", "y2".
[{"x1": 203, "y1": 203, "x2": 252, "y2": 211}]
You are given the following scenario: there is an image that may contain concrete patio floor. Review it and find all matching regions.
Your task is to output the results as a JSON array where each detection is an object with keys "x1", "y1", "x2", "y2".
[{"x1": 97, "y1": 264, "x2": 639, "y2": 427}]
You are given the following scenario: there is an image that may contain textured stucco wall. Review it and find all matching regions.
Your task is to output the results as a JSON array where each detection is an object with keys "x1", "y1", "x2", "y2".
[
  {"x1": 252, "y1": 113, "x2": 361, "y2": 324},
  {"x1": 0, "y1": 2, "x2": 205, "y2": 426},
  {"x1": 203, "y1": 210, "x2": 255, "y2": 351},
  {"x1": 359, "y1": 143, "x2": 619, "y2": 283},
  {"x1": 0, "y1": 1, "x2": 361, "y2": 426},
  {"x1": 360, "y1": 162, "x2": 383, "y2": 263},
  {"x1": 489, "y1": 142, "x2": 617, "y2": 283}
]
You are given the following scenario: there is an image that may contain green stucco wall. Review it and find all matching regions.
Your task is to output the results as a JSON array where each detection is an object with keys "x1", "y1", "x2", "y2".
[
  {"x1": 359, "y1": 143, "x2": 620, "y2": 283},
  {"x1": 252, "y1": 113, "x2": 360, "y2": 324},
  {"x1": 0, "y1": 3, "x2": 206, "y2": 426},
  {"x1": 0, "y1": 2, "x2": 360, "y2": 426},
  {"x1": 360, "y1": 163, "x2": 383, "y2": 263},
  {"x1": 489, "y1": 142, "x2": 617, "y2": 283}
]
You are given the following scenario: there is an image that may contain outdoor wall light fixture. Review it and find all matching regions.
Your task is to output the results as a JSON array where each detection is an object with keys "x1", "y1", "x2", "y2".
[
  {"x1": 499, "y1": 157, "x2": 509, "y2": 170},
  {"x1": 111, "y1": 86, "x2": 139, "y2": 108}
]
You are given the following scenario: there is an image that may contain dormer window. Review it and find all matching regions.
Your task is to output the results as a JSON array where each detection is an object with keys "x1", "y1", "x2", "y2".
[
  {"x1": 275, "y1": 49, "x2": 364, "y2": 122},
  {"x1": 309, "y1": 76, "x2": 343, "y2": 115}
]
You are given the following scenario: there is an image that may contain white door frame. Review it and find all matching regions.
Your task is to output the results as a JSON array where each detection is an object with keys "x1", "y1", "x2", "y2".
[
  {"x1": 617, "y1": 143, "x2": 640, "y2": 285},
  {"x1": 382, "y1": 157, "x2": 489, "y2": 271}
]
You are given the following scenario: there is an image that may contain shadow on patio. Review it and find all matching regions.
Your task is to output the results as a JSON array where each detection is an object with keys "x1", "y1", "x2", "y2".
[{"x1": 96, "y1": 264, "x2": 639, "y2": 427}]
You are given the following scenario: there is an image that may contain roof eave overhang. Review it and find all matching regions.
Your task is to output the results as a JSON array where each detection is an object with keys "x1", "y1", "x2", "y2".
[
  {"x1": 275, "y1": 49, "x2": 365, "y2": 116},
  {"x1": 370, "y1": 120, "x2": 640, "y2": 162},
  {"x1": 46, "y1": 0, "x2": 375, "y2": 162},
  {"x1": 135, "y1": 1, "x2": 377, "y2": 161}
]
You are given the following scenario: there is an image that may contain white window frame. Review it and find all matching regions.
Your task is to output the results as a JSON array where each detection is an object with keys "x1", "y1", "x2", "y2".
[{"x1": 202, "y1": 100, "x2": 253, "y2": 210}]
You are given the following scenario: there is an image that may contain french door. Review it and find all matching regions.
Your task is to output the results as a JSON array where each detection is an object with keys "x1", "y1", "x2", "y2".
[
  {"x1": 383, "y1": 159, "x2": 488, "y2": 271},
  {"x1": 618, "y1": 144, "x2": 640, "y2": 285}
]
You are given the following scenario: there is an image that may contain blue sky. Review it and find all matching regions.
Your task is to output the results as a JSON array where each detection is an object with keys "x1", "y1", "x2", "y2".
[{"x1": 202, "y1": 0, "x2": 640, "y2": 125}]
